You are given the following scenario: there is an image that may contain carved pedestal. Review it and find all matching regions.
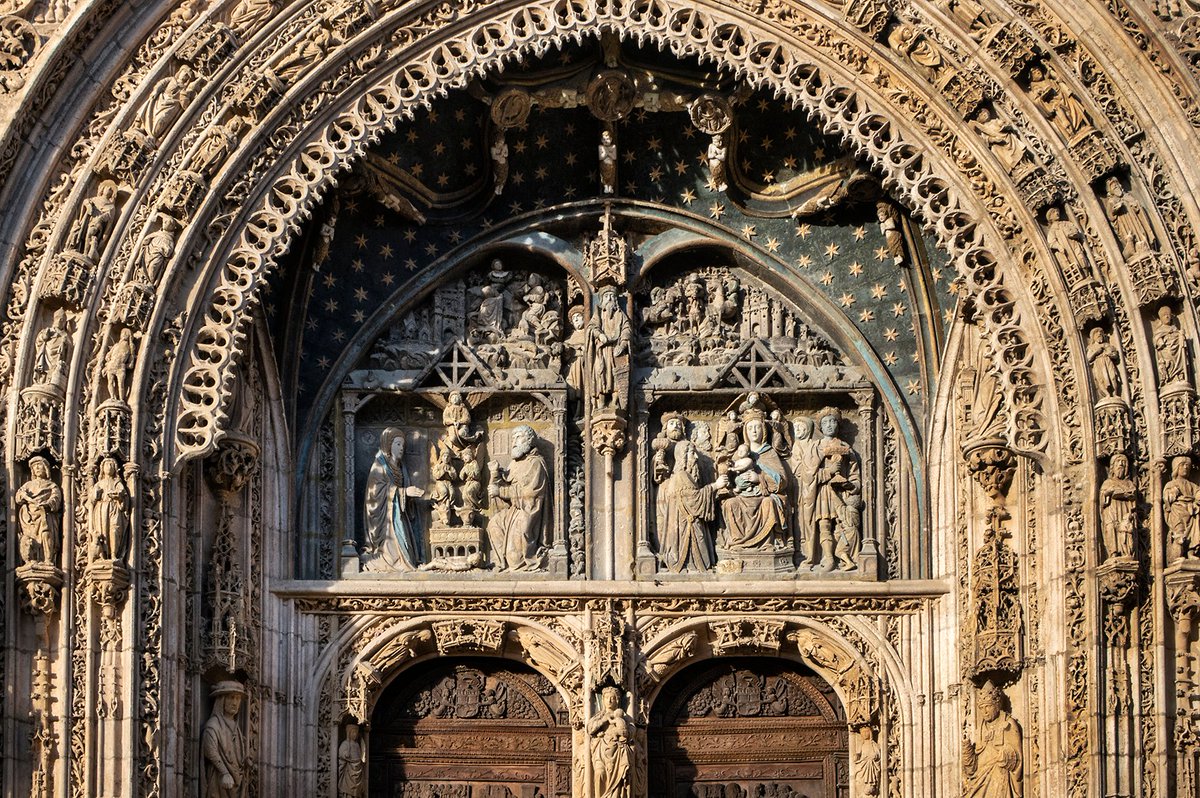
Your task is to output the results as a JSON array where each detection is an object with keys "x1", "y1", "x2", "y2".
[
  {"x1": 17, "y1": 384, "x2": 64, "y2": 461},
  {"x1": 94, "y1": 399, "x2": 131, "y2": 462},
  {"x1": 1166, "y1": 560, "x2": 1200, "y2": 797},
  {"x1": 1127, "y1": 251, "x2": 1172, "y2": 306},
  {"x1": 716, "y1": 545, "x2": 796, "y2": 575},
  {"x1": 112, "y1": 280, "x2": 156, "y2": 330},
  {"x1": 16, "y1": 562, "x2": 64, "y2": 617},
  {"x1": 1095, "y1": 396, "x2": 1131, "y2": 458},
  {"x1": 39, "y1": 250, "x2": 94, "y2": 308},
  {"x1": 589, "y1": 409, "x2": 627, "y2": 457},
  {"x1": 1161, "y1": 383, "x2": 1197, "y2": 457},
  {"x1": 1069, "y1": 128, "x2": 1119, "y2": 181}
]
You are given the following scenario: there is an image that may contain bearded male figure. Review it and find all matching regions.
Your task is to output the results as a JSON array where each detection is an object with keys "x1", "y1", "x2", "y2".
[
  {"x1": 656, "y1": 440, "x2": 727, "y2": 572},
  {"x1": 487, "y1": 425, "x2": 550, "y2": 571}
]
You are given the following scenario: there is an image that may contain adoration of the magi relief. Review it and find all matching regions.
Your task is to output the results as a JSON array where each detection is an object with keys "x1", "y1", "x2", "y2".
[{"x1": 10, "y1": 0, "x2": 1200, "y2": 794}]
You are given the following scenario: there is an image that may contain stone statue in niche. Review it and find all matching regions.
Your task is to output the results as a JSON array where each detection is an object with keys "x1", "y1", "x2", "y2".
[
  {"x1": 441, "y1": 391, "x2": 483, "y2": 451},
  {"x1": 586, "y1": 286, "x2": 630, "y2": 410},
  {"x1": 1099, "y1": 454, "x2": 1136, "y2": 561},
  {"x1": 654, "y1": 416, "x2": 728, "y2": 572},
  {"x1": 853, "y1": 726, "x2": 881, "y2": 797},
  {"x1": 706, "y1": 133, "x2": 728, "y2": 192},
  {"x1": 15, "y1": 456, "x2": 61, "y2": 567},
  {"x1": 489, "y1": 130, "x2": 509, "y2": 195},
  {"x1": 806, "y1": 410, "x2": 862, "y2": 572},
  {"x1": 486, "y1": 425, "x2": 549, "y2": 571},
  {"x1": 1165, "y1": 455, "x2": 1200, "y2": 561},
  {"x1": 564, "y1": 305, "x2": 588, "y2": 401},
  {"x1": 588, "y1": 686, "x2": 638, "y2": 798},
  {"x1": 962, "y1": 681, "x2": 1023, "y2": 798},
  {"x1": 337, "y1": 724, "x2": 366, "y2": 798},
  {"x1": 1043, "y1": 206, "x2": 1092, "y2": 281},
  {"x1": 362, "y1": 428, "x2": 425, "y2": 572},
  {"x1": 64, "y1": 180, "x2": 120, "y2": 262},
  {"x1": 428, "y1": 444, "x2": 458, "y2": 528},
  {"x1": 202, "y1": 681, "x2": 247, "y2": 798},
  {"x1": 33, "y1": 309, "x2": 71, "y2": 392},
  {"x1": 1086, "y1": 327, "x2": 1121, "y2": 399},
  {"x1": 88, "y1": 456, "x2": 131, "y2": 563},
  {"x1": 1102, "y1": 176, "x2": 1156, "y2": 259},
  {"x1": 1152, "y1": 305, "x2": 1190, "y2": 387},
  {"x1": 717, "y1": 394, "x2": 791, "y2": 554},
  {"x1": 457, "y1": 444, "x2": 484, "y2": 527},
  {"x1": 424, "y1": 393, "x2": 489, "y2": 571},
  {"x1": 103, "y1": 328, "x2": 136, "y2": 404},
  {"x1": 790, "y1": 417, "x2": 822, "y2": 568},
  {"x1": 1029, "y1": 64, "x2": 1091, "y2": 140},
  {"x1": 136, "y1": 65, "x2": 202, "y2": 142},
  {"x1": 969, "y1": 105, "x2": 1029, "y2": 175},
  {"x1": 599, "y1": 128, "x2": 617, "y2": 194}
]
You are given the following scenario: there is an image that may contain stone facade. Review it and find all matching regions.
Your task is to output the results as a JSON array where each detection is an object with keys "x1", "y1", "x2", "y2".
[{"x1": 2, "y1": 0, "x2": 1200, "y2": 796}]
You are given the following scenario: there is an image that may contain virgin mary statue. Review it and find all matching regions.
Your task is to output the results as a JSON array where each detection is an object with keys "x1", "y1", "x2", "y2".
[{"x1": 363, "y1": 428, "x2": 425, "y2": 571}]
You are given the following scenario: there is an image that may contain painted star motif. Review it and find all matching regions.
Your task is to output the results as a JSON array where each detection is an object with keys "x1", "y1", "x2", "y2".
[
  {"x1": 354, "y1": 287, "x2": 368, "y2": 302},
  {"x1": 875, "y1": 246, "x2": 890, "y2": 262},
  {"x1": 820, "y1": 271, "x2": 834, "y2": 286},
  {"x1": 782, "y1": 156, "x2": 797, "y2": 169},
  {"x1": 891, "y1": 303, "x2": 907, "y2": 317},
  {"x1": 352, "y1": 310, "x2": 365, "y2": 323},
  {"x1": 680, "y1": 188, "x2": 697, "y2": 205},
  {"x1": 884, "y1": 327, "x2": 899, "y2": 342},
  {"x1": 872, "y1": 284, "x2": 888, "y2": 300},
  {"x1": 535, "y1": 134, "x2": 549, "y2": 149},
  {"x1": 624, "y1": 150, "x2": 637, "y2": 164},
  {"x1": 411, "y1": 163, "x2": 424, "y2": 177},
  {"x1": 565, "y1": 152, "x2": 578, "y2": 166},
  {"x1": 406, "y1": 130, "x2": 419, "y2": 143},
  {"x1": 884, "y1": 351, "x2": 898, "y2": 366},
  {"x1": 905, "y1": 379, "x2": 921, "y2": 395},
  {"x1": 794, "y1": 224, "x2": 811, "y2": 239},
  {"x1": 464, "y1": 163, "x2": 478, "y2": 176},
  {"x1": 513, "y1": 140, "x2": 527, "y2": 154},
  {"x1": 824, "y1": 242, "x2": 840, "y2": 260},
  {"x1": 534, "y1": 166, "x2": 549, "y2": 180},
  {"x1": 648, "y1": 165, "x2": 664, "y2": 181},
  {"x1": 448, "y1": 230, "x2": 463, "y2": 244},
  {"x1": 454, "y1": 108, "x2": 466, "y2": 122},
  {"x1": 324, "y1": 298, "x2": 338, "y2": 313},
  {"x1": 858, "y1": 309, "x2": 875, "y2": 323},
  {"x1": 433, "y1": 142, "x2": 446, "y2": 156},
  {"x1": 382, "y1": 273, "x2": 396, "y2": 286},
  {"x1": 404, "y1": 258, "x2": 417, "y2": 270},
  {"x1": 624, "y1": 180, "x2": 638, "y2": 194},
  {"x1": 839, "y1": 292, "x2": 855, "y2": 308},
  {"x1": 760, "y1": 136, "x2": 773, "y2": 151},
  {"x1": 374, "y1": 214, "x2": 386, "y2": 227},
  {"x1": 512, "y1": 171, "x2": 525, "y2": 185},
  {"x1": 647, "y1": 136, "x2": 662, "y2": 151},
  {"x1": 317, "y1": 356, "x2": 331, "y2": 369},
  {"x1": 853, "y1": 226, "x2": 867, "y2": 241},
  {"x1": 436, "y1": 173, "x2": 450, "y2": 187},
  {"x1": 765, "y1": 237, "x2": 781, "y2": 252},
  {"x1": 332, "y1": 329, "x2": 346, "y2": 343},
  {"x1": 740, "y1": 224, "x2": 757, "y2": 239},
  {"x1": 355, "y1": 234, "x2": 368, "y2": 249},
  {"x1": 784, "y1": 126, "x2": 798, "y2": 140},
  {"x1": 674, "y1": 160, "x2": 689, "y2": 175},
  {"x1": 424, "y1": 242, "x2": 439, "y2": 256},
  {"x1": 380, "y1": 244, "x2": 394, "y2": 258},
  {"x1": 351, "y1": 258, "x2": 365, "y2": 272},
  {"x1": 849, "y1": 261, "x2": 864, "y2": 277},
  {"x1": 323, "y1": 273, "x2": 337, "y2": 288},
  {"x1": 761, "y1": 171, "x2": 776, "y2": 184},
  {"x1": 709, "y1": 202, "x2": 725, "y2": 220},
  {"x1": 796, "y1": 254, "x2": 813, "y2": 268}
]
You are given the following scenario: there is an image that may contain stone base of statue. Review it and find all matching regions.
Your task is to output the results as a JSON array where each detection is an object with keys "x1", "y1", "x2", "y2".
[
  {"x1": 95, "y1": 399, "x2": 132, "y2": 462},
  {"x1": 857, "y1": 538, "x2": 881, "y2": 581},
  {"x1": 17, "y1": 383, "x2": 64, "y2": 461},
  {"x1": 1160, "y1": 382, "x2": 1197, "y2": 457},
  {"x1": 589, "y1": 409, "x2": 627, "y2": 457},
  {"x1": 1165, "y1": 559, "x2": 1200, "y2": 612},
  {"x1": 716, "y1": 545, "x2": 795, "y2": 574},
  {"x1": 1095, "y1": 396, "x2": 1131, "y2": 458},
  {"x1": 1098, "y1": 556, "x2": 1139, "y2": 605},
  {"x1": 16, "y1": 562, "x2": 64, "y2": 617},
  {"x1": 85, "y1": 558, "x2": 131, "y2": 610},
  {"x1": 424, "y1": 524, "x2": 487, "y2": 571}
]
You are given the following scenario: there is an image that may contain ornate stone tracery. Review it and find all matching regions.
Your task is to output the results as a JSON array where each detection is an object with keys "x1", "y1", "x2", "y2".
[{"x1": 1, "y1": 0, "x2": 1200, "y2": 794}]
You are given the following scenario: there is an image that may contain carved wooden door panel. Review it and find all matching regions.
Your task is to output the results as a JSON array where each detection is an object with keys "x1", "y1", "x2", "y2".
[
  {"x1": 648, "y1": 659, "x2": 849, "y2": 798},
  {"x1": 369, "y1": 660, "x2": 572, "y2": 798}
]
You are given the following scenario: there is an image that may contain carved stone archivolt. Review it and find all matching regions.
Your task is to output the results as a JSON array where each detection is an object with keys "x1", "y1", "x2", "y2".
[{"x1": 7, "y1": 0, "x2": 1200, "y2": 794}]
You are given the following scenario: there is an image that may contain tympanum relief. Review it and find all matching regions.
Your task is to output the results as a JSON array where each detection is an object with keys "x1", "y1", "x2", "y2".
[{"x1": 322, "y1": 238, "x2": 889, "y2": 580}]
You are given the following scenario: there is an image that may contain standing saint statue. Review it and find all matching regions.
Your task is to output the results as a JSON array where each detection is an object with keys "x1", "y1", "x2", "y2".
[
  {"x1": 655, "y1": 440, "x2": 727, "y2": 572},
  {"x1": 486, "y1": 425, "x2": 549, "y2": 571},
  {"x1": 103, "y1": 328, "x2": 136, "y2": 404},
  {"x1": 1085, "y1": 327, "x2": 1121, "y2": 399},
  {"x1": 15, "y1": 456, "x2": 61, "y2": 567},
  {"x1": 811, "y1": 410, "x2": 863, "y2": 572},
  {"x1": 586, "y1": 287, "x2": 630, "y2": 410},
  {"x1": 337, "y1": 724, "x2": 366, "y2": 798},
  {"x1": 1164, "y1": 455, "x2": 1200, "y2": 561},
  {"x1": 963, "y1": 681, "x2": 1023, "y2": 798},
  {"x1": 363, "y1": 428, "x2": 425, "y2": 571},
  {"x1": 1099, "y1": 454, "x2": 1136, "y2": 560},
  {"x1": 88, "y1": 456, "x2": 131, "y2": 563},
  {"x1": 33, "y1": 309, "x2": 71, "y2": 391},
  {"x1": 588, "y1": 686, "x2": 636, "y2": 798},
  {"x1": 718, "y1": 397, "x2": 790, "y2": 551},
  {"x1": 202, "y1": 681, "x2": 247, "y2": 798},
  {"x1": 790, "y1": 417, "x2": 822, "y2": 567},
  {"x1": 1152, "y1": 305, "x2": 1190, "y2": 387}
]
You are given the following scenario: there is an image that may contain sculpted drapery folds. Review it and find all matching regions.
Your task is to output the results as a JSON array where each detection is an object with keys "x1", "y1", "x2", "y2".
[
  {"x1": 203, "y1": 681, "x2": 248, "y2": 798},
  {"x1": 963, "y1": 681, "x2": 1023, "y2": 798},
  {"x1": 363, "y1": 427, "x2": 425, "y2": 571},
  {"x1": 719, "y1": 396, "x2": 791, "y2": 551},
  {"x1": 655, "y1": 438, "x2": 726, "y2": 572},
  {"x1": 1099, "y1": 454, "x2": 1136, "y2": 561},
  {"x1": 588, "y1": 686, "x2": 638, "y2": 798},
  {"x1": 1086, "y1": 327, "x2": 1122, "y2": 399},
  {"x1": 487, "y1": 424, "x2": 549, "y2": 571},
  {"x1": 337, "y1": 724, "x2": 366, "y2": 798},
  {"x1": 88, "y1": 456, "x2": 131, "y2": 563},
  {"x1": 1152, "y1": 305, "x2": 1190, "y2": 387},
  {"x1": 587, "y1": 286, "x2": 630, "y2": 410},
  {"x1": 810, "y1": 410, "x2": 863, "y2": 572},
  {"x1": 1165, "y1": 456, "x2": 1200, "y2": 561},
  {"x1": 15, "y1": 456, "x2": 61, "y2": 566}
]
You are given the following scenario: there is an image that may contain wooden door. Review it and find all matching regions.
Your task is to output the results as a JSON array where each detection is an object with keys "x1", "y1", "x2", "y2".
[
  {"x1": 648, "y1": 659, "x2": 849, "y2": 798},
  {"x1": 369, "y1": 659, "x2": 572, "y2": 798}
]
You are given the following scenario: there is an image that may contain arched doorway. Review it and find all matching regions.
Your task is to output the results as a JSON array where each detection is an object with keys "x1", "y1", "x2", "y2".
[
  {"x1": 369, "y1": 659, "x2": 572, "y2": 797},
  {"x1": 648, "y1": 658, "x2": 849, "y2": 798}
]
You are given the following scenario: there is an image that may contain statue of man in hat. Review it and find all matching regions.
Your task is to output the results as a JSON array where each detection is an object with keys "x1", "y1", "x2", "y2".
[{"x1": 203, "y1": 681, "x2": 247, "y2": 797}]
